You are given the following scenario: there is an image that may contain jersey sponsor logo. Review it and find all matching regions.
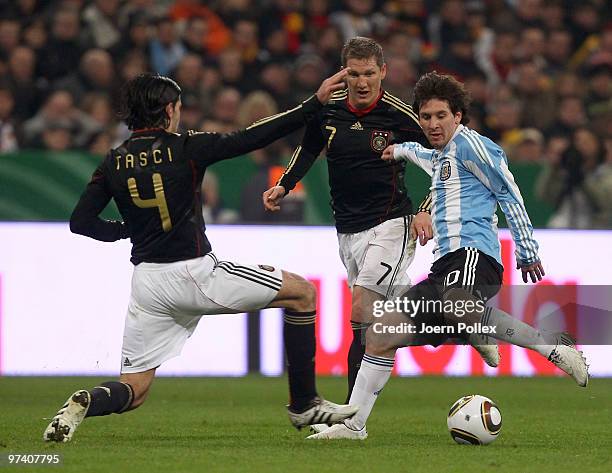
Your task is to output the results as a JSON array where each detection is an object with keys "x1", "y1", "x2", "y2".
[
  {"x1": 440, "y1": 160, "x2": 452, "y2": 181},
  {"x1": 350, "y1": 121, "x2": 363, "y2": 130},
  {"x1": 370, "y1": 130, "x2": 390, "y2": 152},
  {"x1": 258, "y1": 264, "x2": 276, "y2": 272}
]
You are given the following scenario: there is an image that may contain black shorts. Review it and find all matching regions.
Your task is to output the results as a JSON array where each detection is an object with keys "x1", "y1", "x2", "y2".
[
  {"x1": 400, "y1": 248, "x2": 503, "y2": 345},
  {"x1": 429, "y1": 247, "x2": 503, "y2": 299}
]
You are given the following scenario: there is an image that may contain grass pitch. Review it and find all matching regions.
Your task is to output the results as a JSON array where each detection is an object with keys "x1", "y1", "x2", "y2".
[{"x1": 1, "y1": 376, "x2": 610, "y2": 473}]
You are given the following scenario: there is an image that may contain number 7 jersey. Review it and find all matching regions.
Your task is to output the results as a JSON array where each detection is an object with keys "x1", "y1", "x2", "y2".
[{"x1": 277, "y1": 89, "x2": 428, "y2": 233}]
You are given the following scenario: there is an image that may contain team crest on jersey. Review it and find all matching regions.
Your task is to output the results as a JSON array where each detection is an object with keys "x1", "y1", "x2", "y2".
[
  {"x1": 440, "y1": 160, "x2": 452, "y2": 181},
  {"x1": 370, "y1": 130, "x2": 390, "y2": 152}
]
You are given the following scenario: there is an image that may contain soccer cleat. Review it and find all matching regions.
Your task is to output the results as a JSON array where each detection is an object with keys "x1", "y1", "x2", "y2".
[
  {"x1": 306, "y1": 422, "x2": 368, "y2": 440},
  {"x1": 469, "y1": 334, "x2": 500, "y2": 368},
  {"x1": 287, "y1": 397, "x2": 358, "y2": 430},
  {"x1": 547, "y1": 334, "x2": 589, "y2": 387},
  {"x1": 43, "y1": 390, "x2": 91, "y2": 442}
]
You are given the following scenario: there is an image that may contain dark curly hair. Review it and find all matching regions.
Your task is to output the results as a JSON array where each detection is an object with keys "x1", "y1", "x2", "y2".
[
  {"x1": 119, "y1": 74, "x2": 181, "y2": 130},
  {"x1": 412, "y1": 72, "x2": 471, "y2": 124}
]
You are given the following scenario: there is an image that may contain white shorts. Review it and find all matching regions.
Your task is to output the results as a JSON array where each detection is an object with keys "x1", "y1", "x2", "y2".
[
  {"x1": 338, "y1": 216, "x2": 415, "y2": 299},
  {"x1": 121, "y1": 253, "x2": 282, "y2": 373}
]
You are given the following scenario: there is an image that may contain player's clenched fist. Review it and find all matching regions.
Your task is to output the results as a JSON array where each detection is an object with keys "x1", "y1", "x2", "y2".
[
  {"x1": 263, "y1": 185, "x2": 286, "y2": 212},
  {"x1": 315, "y1": 68, "x2": 350, "y2": 104},
  {"x1": 381, "y1": 144, "x2": 396, "y2": 161}
]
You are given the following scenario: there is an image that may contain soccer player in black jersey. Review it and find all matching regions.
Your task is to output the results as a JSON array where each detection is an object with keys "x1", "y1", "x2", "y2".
[
  {"x1": 43, "y1": 71, "x2": 359, "y2": 442},
  {"x1": 263, "y1": 38, "x2": 499, "y2": 429},
  {"x1": 263, "y1": 37, "x2": 434, "y2": 405}
]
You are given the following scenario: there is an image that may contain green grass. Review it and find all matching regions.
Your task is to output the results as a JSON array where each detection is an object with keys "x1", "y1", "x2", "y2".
[{"x1": 1, "y1": 376, "x2": 610, "y2": 473}]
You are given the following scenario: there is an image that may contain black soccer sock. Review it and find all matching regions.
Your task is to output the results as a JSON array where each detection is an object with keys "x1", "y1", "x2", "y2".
[
  {"x1": 346, "y1": 321, "x2": 371, "y2": 403},
  {"x1": 85, "y1": 381, "x2": 134, "y2": 417},
  {"x1": 283, "y1": 310, "x2": 317, "y2": 412}
]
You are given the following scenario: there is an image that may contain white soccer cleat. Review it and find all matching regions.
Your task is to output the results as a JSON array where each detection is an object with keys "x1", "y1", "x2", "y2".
[
  {"x1": 548, "y1": 337, "x2": 589, "y2": 387},
  {"x1": 469, "y1": 334, "x2": 500, "y2": 368},
  {"x1": 306, "y1": 422, "x2": 368, "y2": 440},
  {"x1": 287, "y1": 397, "x2": 358, "y2": 430},
  {"x1": 43, "y1": 390, "x2": 90, "y2": 442}
]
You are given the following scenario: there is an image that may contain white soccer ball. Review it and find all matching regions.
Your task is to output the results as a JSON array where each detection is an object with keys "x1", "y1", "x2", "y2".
[{"x1": 447, "y1": 394, "x2": 502, "y2": 445}]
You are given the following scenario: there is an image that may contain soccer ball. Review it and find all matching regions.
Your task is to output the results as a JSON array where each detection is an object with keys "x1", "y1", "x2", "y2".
[{"x1": 447, "y1": 394, "x2": 502, "y2": 445}]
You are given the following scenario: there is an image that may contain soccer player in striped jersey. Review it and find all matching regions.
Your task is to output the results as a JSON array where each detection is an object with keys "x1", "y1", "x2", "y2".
[
  {"x1": 263, "y1": 39, "x2": 499, "y2": 422},
  {"x1": 309, "y1": 72, "x2": 589, "y2": 440},
  {"x1": 42, "y1": 71, "x2": 359, "y2": 443}
]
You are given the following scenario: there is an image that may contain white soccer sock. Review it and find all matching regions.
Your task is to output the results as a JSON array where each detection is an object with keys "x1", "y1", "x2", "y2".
[
  {"x1": 482, "y1": 307, "x2": 555, "y2": 357},
  {"x1": 344, "y1": 354, "x2": 394, "y2": 430}
]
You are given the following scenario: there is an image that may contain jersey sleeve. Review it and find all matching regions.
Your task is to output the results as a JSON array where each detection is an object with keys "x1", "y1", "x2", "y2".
[
  {"x1": 416, "y1": 192, "x2": 433, "y2": 213},
  {"x1": 276, "y1": 117, "x2": 325, "y2": 194},
  {"x1": 185, "y1": 95, "x2": 324, "y2": 167},
  {"x1": 70, "y1": 162, "x2": 130, "y2": 242},
  {"x1": 393, "y1": 142, "x2": 435, "y2": 176},
  {"x1": 460, "y1": 140, "x2": 540, "y2": 265}
]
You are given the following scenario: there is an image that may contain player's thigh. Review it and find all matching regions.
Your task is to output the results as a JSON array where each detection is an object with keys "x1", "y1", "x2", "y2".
[
  {"x1": 120, "y1": 293, "x2": 202, "y2": 376},
  {"x1": 189, "y1": 255, "x2": 285, "y2": 313},
  {"x1": 354, "y1": 216, "x2": 415, "y2": 299}
]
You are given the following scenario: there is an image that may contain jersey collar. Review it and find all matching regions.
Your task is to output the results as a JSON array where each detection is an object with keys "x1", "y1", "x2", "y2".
[
  {"x1": 346, "y1": 89, "x2": 384, "y2": 117},
  {"x1": 131, "y1": 127, "x2": 165, "y2": 136}
]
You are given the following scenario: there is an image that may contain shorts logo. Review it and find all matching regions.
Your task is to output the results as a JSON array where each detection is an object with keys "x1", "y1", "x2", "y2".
[
  {"x1": 440, "y1": 160, "x2": 452, "y2": 181},
  {"x1": 371, "y1": 130, "x2": 390, "y2": 152},
  {"x1": 258, "y1": 264, "x2": 275, "y2": 272}
]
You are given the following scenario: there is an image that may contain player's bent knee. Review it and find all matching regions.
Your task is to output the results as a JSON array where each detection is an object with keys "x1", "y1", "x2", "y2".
[
  {"x1": 365, "y1": 325, "x2": 397, "y2": 357},
  {"x1": 279, "y1": 271, "x2": 316, "y2": 312},
  {"x1": 300, "y1": 279, "x2": 317, "y2": 311},
  {"x1": 351, "y1": 299, "x2": 372, "y2": 324}
]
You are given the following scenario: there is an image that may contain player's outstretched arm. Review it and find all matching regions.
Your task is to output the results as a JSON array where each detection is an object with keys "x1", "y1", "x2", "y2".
[
  {"x1": 382, "y1": 142, "x2": 435, "y2": 175},
  {"x1": 263, "y1": 185, "x2": 286, "y2": 212},
  {"x1": 191, "y1": 69, "x2": 349, "y2": 166}
]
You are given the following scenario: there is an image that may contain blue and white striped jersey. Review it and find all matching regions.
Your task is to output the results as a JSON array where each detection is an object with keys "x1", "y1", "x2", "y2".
[{"x1": 393, "y1": 124, "x2": 539, "y2": 266}]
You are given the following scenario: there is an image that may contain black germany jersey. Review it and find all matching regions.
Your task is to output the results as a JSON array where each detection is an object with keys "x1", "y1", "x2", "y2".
[
  {"x1": 277, "y1": 90, "x2": 428, "y2": 233},
  {"x1": 70, "y1": 96, "x2": 323, "y2": 265}
]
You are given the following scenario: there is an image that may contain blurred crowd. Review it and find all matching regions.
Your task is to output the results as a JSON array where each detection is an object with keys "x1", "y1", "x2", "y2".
[{"x1": 0, "y1": 0, "x2": 610, "y2": 228}]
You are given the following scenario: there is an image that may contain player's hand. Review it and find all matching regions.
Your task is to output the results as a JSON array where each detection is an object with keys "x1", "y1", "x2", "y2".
[
  {"x1": 410, "y1": 212, "x2": 433, "y2": 246},
  {"x1": 315, "y1": 68, "x2": 349, "y2": 104},
  {"x1": 263, "y1": 185, "x2": 286, "y2": 212},
  {"x1": 382, "y1": 144, "x2": 396, "y2": 161},
  {"x1": 517, "y1": 260, "x2": 545, "y2": 283}
]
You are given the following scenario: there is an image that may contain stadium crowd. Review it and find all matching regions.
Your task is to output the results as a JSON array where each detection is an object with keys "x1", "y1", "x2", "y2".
[{"x1": 0, "y1": 0, "x2": 610, "y2": 228}]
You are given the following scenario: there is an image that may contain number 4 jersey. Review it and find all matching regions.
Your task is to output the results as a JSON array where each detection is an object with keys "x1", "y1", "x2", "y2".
[{"x1": 70, "y1": 96, "x2": 324, "y2": 264}]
